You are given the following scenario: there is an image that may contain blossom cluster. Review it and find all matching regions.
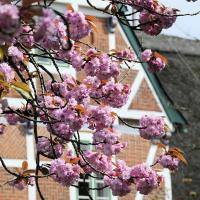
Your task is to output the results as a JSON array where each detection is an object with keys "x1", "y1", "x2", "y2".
[
  {"x1": 37, "y1": 137, "x2": 63, "y2": 158},
  {"x1": 9, "y1": 177, "x2": 34, "y2": 190},
  {"x1": 130, "y1": 163, "x2": 163, "y2": 195},
  {"x1": 0, "y1": 3, "x2": 20, "y2": 44},
  {"x1": 116, "y1": 48, "x2": 135, "y2": 60},
  {"x1": 0, "y1": 63, "x2": 15, "y2": 82},
  {"x1": 64, "y1": 10, "x2": 91, "y2": 40},
  {"x1": 139, "y1": 115, "x2": 165, "y2": 140},
  {"x1": 50, "y1": 158, "x2": 81, "y2": 186},
  {"x1": 80, "y1": 150, "x2": 113, "y2": 173},
  {"x1": 93, "y1": 129, "x2": 127, "y2": 156},
  {"x1": 129, "y1": 0, "x2": 177, "y2": 35},
  {"x1": 84, "y1": 51, "x2": 120, "y2": 81},
  {"x1": 158, "y1": 154, "x2": 180, "y2": 170},
  {"x1": 34, "y1": 9, "x2": 67, "y2": 50},
  {"x1": 104, "y1": 161, "x2": 162, "y2": 196},
  {"x1": 141, "y1": 49, "x2": 166, "y2": 72}
]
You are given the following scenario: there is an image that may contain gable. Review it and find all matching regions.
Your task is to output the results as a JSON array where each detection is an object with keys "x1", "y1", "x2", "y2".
[
  {"x1": 130, "y1": 78, "x2": 162, "y2": 112},
  {"x1": 118, "y1": 19, "x2": 186, "y2": 125}
]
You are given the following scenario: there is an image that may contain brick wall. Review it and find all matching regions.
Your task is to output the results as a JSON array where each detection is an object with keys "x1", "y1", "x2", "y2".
[
  {"x1": 36, "y1": 177, "x2": 70, "y2": 200},
  {"x1": 0, "y1": 125, "x2": 27, "y2": 159},
  {"x1": 130, "y1": 79, "x2": 161, "y2": 112},
  {"x1": 116, "y1": 28, "x2": 129, "y2": 50},
  {"x1": 0, "y1": 168, "x2": 28, "y2": 200},
  {"x1": 80, "y1": 17, "x2": 109, "y2": 52}
]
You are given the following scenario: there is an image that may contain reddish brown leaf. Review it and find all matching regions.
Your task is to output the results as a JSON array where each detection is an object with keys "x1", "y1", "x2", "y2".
[
  {"x1": 75, "y1": 104, "x2": 86, "y2": 114},
  {"x1": 157, "y1": 143, "x2": 167, "y2": 151},
  {"x1": 168, "y1": 148, "x2": 187, "y2": 165},
  {"x1": 22, "y1": 161, "x2": 28, "y2": 170},
  {"x1": 66, "y1": 4, "x2": 74, "y2": 12},
  {"x1": 86, "y1": 15, "x2": 96, "y2": 22},
  {"x1": 111, "y1": 112, "x2": 118, "y2": 118},
  {"x1": 88, "y1": 20, "x2": 98, "y2": 33},
  {"x1": 154, "y1": 52, "x2": 168, "y2": 65},
  {"x1": 70, "y1": 157, "x2": 80, "y2": 164}
]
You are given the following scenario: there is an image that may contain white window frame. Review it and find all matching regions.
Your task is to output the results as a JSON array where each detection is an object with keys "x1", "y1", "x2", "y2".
[{"x1": 68, "y1": 132, "x2": 117, "y2": 200}]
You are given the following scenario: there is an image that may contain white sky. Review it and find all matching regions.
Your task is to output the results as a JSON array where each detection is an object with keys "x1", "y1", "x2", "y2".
[{"x1": 160, "y1": 0, "x2": 200, "y2": 39}]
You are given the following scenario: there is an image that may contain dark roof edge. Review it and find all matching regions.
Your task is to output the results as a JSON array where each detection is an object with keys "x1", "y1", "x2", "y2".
[
  {"x1": 135, "y1": 32, "x2": 200, "y2": 56},
  {"x1": 119, "y1": 22, "x2": 187, "y2": 125}
]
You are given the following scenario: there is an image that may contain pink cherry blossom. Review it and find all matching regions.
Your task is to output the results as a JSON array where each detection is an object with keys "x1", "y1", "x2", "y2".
[
  {"x1": 104, "y1": 176, "x2": 131, "y2": 196},
  {"x1": 84, "y1": 53, "x2": 120, "y2": 80},
  {"x1": 37, "y1": 137, "x2": 63, "y2": 158},
  {"x1": 64, "y1": 11, "x2": 91, "y2": 40},
  {"x1": 130, "y1": 163, "x2": 163, "y2": 195},
  {"x1": 139, "y1": 11, "x2": 163, "y2": 36},
  {"x1": 8, "y1": 46, "x2": 24, "y2": 63},
  {"x1": 103, "y1": 160, "x2": 132, "y2": 196},
  {"x1": 102, "y1": 81, "x2": 130, "y2": 108},
  {"x1": 80, "y1": 150, "x2": 112, "y2": 173},
  {"x1": 158, "y1": 154, "x2": 180, "y2": 170},
  {"x1": 34, "y1": 9, "x2": 67, "y2": 50},
  {"x1": 87, "y1": 106, "x2": 115, "y2": 130},
  {"x1": 0, "y1": 3, "x2": 20, "y2": 44},
  {"x1": 0, "y1": 63, "x2": 15, "y2": 82},
  {"x1": 50, "y1": 158, "x2": 81, "y2": 186},
  {"x1": 116, "y1": 49, "x2": 135, "y2": 60},
  {"x1": 139, "y1": 115, "x2": 165, "y2": 140},
  {"x1": 148, "y1": 57, "x2": 166, "y2": 72},
  {"x1": 93, "y1": 129, "x2": 127, "y2": 156},
  {"x1": 19, "y1": 25, "x2": 34, "y2": 48},
  {"x1": 9, "y1": 177, "x2": 34, "y2": 190},
  {"x1": 141, "y1": 49, "x2": 153, "y2": 62}
]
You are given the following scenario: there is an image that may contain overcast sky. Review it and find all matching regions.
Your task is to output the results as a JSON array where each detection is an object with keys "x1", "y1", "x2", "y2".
[{"x1": 160, "y1": 0, "x2": 200, "y2": 39}]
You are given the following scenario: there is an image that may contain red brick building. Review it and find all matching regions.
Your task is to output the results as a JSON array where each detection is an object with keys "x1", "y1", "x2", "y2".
[{"x1": 0, "y1": 1, "x2": 185, "y2": 200}]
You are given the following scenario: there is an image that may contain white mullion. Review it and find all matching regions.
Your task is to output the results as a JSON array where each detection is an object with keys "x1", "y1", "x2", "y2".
[
  {"x1": 5, "y1": 97, "x2": 26, "y2": 107},
  {"x1": 0, "y1": 159, "x2": 24, "y2": 168},
  {"x1": 26, "y1": 52, "x2": 37, "y2": 200},
  {"x1": 113, "y1": 109, "x2": 164, "y2": 120},
  {"x1": 108, "y1": 31, "x2": 116, "y2": 51},
  {"x1": 163, "y1": 169, "x2": 172, "y2": 200},
  {"x1": 146, "y1": 144, "x2": 158, "y2": 166}
]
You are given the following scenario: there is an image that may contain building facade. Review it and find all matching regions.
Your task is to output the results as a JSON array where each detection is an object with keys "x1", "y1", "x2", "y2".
[{"x1": 0, "y1": 1, "x2": 185, "y2": 200}]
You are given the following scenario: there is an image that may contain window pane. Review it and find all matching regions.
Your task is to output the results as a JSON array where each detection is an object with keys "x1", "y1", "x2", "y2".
[
  {"x1": 96, "y1": 183, "x2": 109, "y2": 198},
  {"x1": 80, "y1": 142, "x2": 91, "y2": 152},
  {"x1": 36, "y1": 49, "x2": 51, "y2": 64},
  {"x1": 78, "y1": 181, "x2": 89, "y2": 196},
  {"x1": 80, "y1": 174, "x2": 90, "y2": 180},
  {"x1": 55, "y1": 59, "x2": 69, "y2": 67},
  {"x1": 96, "y1": 173, "x2": 104, "y2": 180}
]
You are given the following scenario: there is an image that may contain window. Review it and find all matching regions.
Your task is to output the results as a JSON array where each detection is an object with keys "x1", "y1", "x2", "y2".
[
  {"x1": 35, "y1": 49, "x2": 52, "y2": 64},
  {"x1": 35, "y1": 49, "x2": 70, "y2": 68},
  {"x1": 69, "y1": 134, "x2": 114, "y2": 200},
  {"x1": 33, "y1": 49, "x2": 76, "y2": 78},
  {"x1": 95, "y1": 173, "x2": 111, "y2": 200}
]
